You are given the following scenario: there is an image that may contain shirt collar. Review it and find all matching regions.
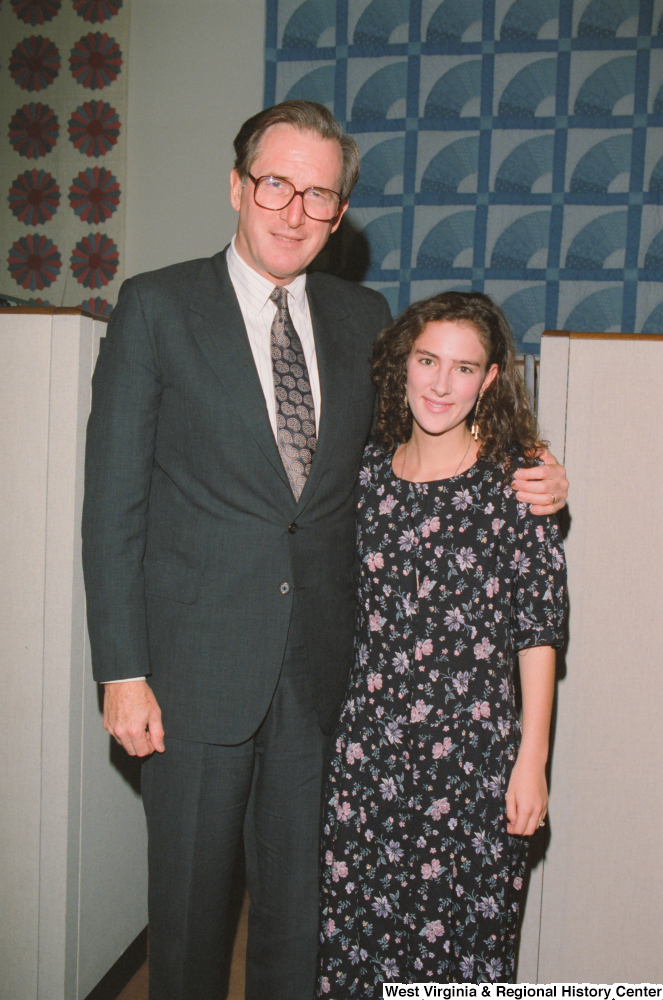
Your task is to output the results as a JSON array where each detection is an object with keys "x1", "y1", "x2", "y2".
[{"x1": 227, "y1": 235, "x2": 308, "y2": 315}]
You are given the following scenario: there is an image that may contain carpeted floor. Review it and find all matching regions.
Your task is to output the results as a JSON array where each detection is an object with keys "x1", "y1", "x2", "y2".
[{"x1": 115, "y1": 892, "x2": 249, "y2": 1000}]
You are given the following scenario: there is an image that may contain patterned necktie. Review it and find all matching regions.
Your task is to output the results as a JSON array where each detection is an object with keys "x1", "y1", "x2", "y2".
[{"x1": 269, "y1": 285, "x2": 317, "y2": 500}]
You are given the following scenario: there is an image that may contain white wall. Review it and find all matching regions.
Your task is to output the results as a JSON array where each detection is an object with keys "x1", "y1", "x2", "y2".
[{"x1": 125, "y1": 0, "x2": 266, "y2": 277}]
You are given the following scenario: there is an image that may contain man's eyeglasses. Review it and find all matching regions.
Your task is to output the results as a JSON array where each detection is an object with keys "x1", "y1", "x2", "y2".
[{"x1": 247, "y1": 173, "x2": 342, "y2": 222}]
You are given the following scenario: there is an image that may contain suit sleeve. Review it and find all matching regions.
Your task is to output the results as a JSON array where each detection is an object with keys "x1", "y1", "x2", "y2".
[
  {"x1": 82, "y1": 278, "x2": 162, "y2": 681},
  {"x1": 368, "y1": 294, "x2": 392, "y2": 437},
  {"x1": 377, "y1": 295, "x2": 392, "y2": 338}
]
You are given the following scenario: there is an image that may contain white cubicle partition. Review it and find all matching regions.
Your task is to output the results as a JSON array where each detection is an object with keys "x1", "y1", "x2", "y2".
[
  {"x1": 518, "y1": 332, "x2": 663, "y2": 982},
  {"x1": 0, "y1": 309, "x2": 148, "y2": 1000}
]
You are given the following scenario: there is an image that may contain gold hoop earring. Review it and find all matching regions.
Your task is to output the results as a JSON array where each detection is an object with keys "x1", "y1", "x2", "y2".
[{"x1": 471, "y1": 390, "x2": 484, "y2": 441}]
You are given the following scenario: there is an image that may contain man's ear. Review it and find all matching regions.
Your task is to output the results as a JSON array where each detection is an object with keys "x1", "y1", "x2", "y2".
[
  {"x1": 330, "y1": 200, "x2": 349, "y2": 234},
  {"x1": 229, "y1": 169, "x2": 243, "y2": 212}
]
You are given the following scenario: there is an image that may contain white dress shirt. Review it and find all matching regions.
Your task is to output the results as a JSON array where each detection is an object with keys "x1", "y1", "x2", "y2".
[{"x1": 105, "y1": 238, "x2": 321, "y2": 683}]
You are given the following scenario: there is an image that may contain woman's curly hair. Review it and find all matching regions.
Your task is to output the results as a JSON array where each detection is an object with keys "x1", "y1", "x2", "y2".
[{"x1": 371, "y1": 291, "x2": 543, "y2": 469}]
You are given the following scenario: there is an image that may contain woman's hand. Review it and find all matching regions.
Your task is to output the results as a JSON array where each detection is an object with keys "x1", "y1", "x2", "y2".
[{"x1": 506, "y1": 753, "x2": 548, "y2": 836}]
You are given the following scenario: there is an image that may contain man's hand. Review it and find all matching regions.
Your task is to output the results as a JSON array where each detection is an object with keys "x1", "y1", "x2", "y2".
[
  {"x1": 512, "y1": 447, "x2": 568, "y2": 515},
  {"x1": 103, "y1": 679, "x2": 165, "y2": 757}
]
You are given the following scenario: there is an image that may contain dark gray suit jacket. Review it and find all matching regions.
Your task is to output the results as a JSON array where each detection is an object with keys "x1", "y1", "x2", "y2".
[{"x1": 82, "y1": 250, "x2": 391, "y2": 743}]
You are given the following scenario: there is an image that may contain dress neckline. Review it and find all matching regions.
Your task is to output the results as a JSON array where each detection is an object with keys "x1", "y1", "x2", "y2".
[{"x1": 389, "y1": 452, "x2": 482, "y2": 486}]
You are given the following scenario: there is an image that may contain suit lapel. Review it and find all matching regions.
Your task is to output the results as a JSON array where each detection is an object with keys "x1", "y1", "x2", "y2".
[
  {"x1": 188, "y1": 251, "x2": 291, "y2": 491},
  {"x1": 296, "y1": 273, "x2": 353, "y2": 512}
]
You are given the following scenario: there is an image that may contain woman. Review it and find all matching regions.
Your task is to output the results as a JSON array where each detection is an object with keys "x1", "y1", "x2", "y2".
[{"x1": 317, "y1": 292, "x2": 567, "y2": 994}]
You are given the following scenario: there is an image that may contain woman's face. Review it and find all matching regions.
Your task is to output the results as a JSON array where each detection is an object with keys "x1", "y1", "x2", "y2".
[{"x1": 405, "y1": 320, "x2": 498, "y2": 438}]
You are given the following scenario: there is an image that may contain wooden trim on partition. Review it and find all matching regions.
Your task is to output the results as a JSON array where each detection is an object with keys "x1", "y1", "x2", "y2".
[
  {"x1": 0, "y1": 306, "x2": 109, "y2": 322},
  {"x1": 0, "y1": 306, "x2": 80, "y2": 315},
  {"x1": 542, "y1": 330, "x2": 663, "y2": 341}
]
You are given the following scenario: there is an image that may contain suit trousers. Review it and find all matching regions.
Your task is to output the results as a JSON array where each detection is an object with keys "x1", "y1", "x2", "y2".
[{"x1": 141, "y1": 601, "x2": 332, "y2": 1000}]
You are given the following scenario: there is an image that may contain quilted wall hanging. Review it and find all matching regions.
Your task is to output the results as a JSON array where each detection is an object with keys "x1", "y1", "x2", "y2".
[
  {"x1": 0, "y1": 0, "x2": 129, "y2": 317},
  {"x1": 265, "y1": 0, "x2": 663, "y2": 352}
]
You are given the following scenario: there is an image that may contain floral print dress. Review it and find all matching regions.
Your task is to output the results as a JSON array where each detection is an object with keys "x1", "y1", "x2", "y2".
[{"x1": 317, "y1": 443, "x2": 567, "y2": 995}]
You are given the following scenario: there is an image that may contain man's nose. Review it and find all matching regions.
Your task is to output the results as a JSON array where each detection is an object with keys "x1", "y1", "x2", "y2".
[{"x1": 280, "y1": 192, "x2": 306, "y2": 227}]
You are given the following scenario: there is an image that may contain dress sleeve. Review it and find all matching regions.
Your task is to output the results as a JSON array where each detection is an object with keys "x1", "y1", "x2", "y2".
[{"x1": 504, "y1": 471, "x2": 568, "y2": 653}]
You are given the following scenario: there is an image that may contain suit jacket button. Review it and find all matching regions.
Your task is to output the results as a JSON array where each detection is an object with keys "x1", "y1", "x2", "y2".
[
  {"x1": 279, "y1": 582, "x2": 290, "y2": 595},
  {"x1": 288, "y1": 522, "x2": 298, "y2": 534}
]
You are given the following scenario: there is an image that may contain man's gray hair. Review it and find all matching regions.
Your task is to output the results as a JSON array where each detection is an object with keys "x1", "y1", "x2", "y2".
[{"x1": 233, "y1": 100, "x2": 360, "y2": 202}]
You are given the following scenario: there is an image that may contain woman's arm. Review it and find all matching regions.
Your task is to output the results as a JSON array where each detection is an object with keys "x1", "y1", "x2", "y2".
[{"x1": 506, "y1": 644, "x2": 556, "y2": 836}]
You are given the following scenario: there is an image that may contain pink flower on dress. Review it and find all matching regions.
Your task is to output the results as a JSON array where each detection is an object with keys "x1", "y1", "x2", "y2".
[
  {"x1": 420, "y1": 515, "x2": 440, "y2": 537},
  {"x1": 366, "y1": 551, "x2": 384, "y2": 571},
  {"x1": 410, "y1": 700, "x2": 431, "y2": 723},
  {"x1": 331, "y1": 860, "x2": 348, "y2": 882},
  {"x1": 421, "y1": 919, "x2": 444, "y2": 942},
  {"x1": 513, "y1": 876, "x2": 523, "y2": 891},
  {"x1": 336, "y1": 801, "x2": 352, "y2": 822},
  {"x1": 426, "y1": 798, "x2": 450, "y2": 820},
  {"x1": 368, "y1": 611, "x2": 385, "y2": 632},
  {"x1": 378, "y1": 494, "x2": 396, "y2": 514},
  {"x1": 473, "y1": 636, "x2": 495, "y2": 659},
  {"x1": 472, "y1": 700, "x2": 491, "y2": 720},
  {"x1": 320, "y1": 977, "x2": 331, "y2": 993},
  {"x1": 367, "y1": 672, "x2": 382, "y2": 692},
  {"x1": 536, "y1": 524, "x2": 545, "y2": 542},
  {"x1": 432, "y1": 737, "x2": 453, "y2": 758},
  {"x1": 325, "y1": 919, "x2": 336, "y2": 937},
  {"x1": 484, "y1": 577, "x2": 499, "y2": 597},
  {"x1": 421, "y1": 858, "x2": 442, "y2": 880},
  {"x1": 346, "y1": 742, "x2": 363, "y2": 764},
  {"x1": 492, "y1": 517, "x2": 505, "y2": 534},
  {"x1": 414, "y1": 638, "x2": 433, "y2": 660},
  {"x1": 417, "y1": 576, "x2": 436, "y2": 598},
  {"x1": 325, "y1": 851, "x2": 333, "y2": 865}
]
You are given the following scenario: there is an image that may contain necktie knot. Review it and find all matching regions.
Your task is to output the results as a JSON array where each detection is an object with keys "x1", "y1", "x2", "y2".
[{"x1": 270, "y1": 285, "x2": 288, "y2": 311}]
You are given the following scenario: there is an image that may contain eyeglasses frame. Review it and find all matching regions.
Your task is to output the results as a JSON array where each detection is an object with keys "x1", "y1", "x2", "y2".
[{"x1": 246, "y1": 172, "x2": 343, "y2": 222}]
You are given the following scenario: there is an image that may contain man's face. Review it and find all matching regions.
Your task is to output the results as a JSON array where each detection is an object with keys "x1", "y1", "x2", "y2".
[{"x1": 230, "y1": 123, "x2": 348, "y2": 285}]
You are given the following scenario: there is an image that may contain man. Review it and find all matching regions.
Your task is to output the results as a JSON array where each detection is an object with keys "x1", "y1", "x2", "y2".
[{"x1": 82, "y1": 101, "x2": 568, "y2": 1000}]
